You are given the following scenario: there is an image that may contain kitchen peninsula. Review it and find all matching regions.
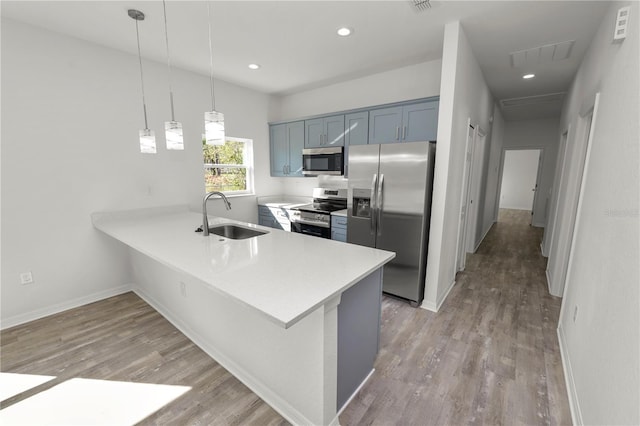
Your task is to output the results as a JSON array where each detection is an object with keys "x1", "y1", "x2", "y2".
[{"x1": 92, "y1": 206, "x2": 395, "y2": 425}]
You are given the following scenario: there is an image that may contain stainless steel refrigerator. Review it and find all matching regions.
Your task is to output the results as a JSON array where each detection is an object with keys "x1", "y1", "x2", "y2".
[{"x1": 347, "y1": 141, "x2": 436, "y2": 306}]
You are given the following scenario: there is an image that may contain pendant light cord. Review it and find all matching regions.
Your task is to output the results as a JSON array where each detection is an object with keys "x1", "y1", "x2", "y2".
[
  {"x1": 134, "y1": 18, "x2": 149, "y2": 130},
  {"x1": 162, "y1": 0, "x2": 176, "y2": 122},
  {"x1": 207, "y1": 1, "x2": 217, "y2": 111}
]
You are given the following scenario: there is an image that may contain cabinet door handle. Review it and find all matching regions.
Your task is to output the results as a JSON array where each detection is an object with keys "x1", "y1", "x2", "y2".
[
  {"x1": 402, "y1": 126, "x2": 406, "y2": 140},
  {"x1": 395, "y1": 126, "x2": 400, "y2": 140},
  {"x1": 283, "y1": 165, "x2": 286, "y2": 175}
]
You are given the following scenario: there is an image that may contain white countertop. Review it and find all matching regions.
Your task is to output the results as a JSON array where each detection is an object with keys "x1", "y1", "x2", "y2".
[
  {"x1": 332, "y1": 209, "x2": 348, "y2": 217},
  {"x1": 92, "y1": 206, "x2": 394, "y2": 329}
]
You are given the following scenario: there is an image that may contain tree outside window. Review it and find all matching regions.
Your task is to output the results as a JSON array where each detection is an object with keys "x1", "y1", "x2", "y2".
[{"x1": 203, "y1": 137, "x2": 254, "y2": 195}]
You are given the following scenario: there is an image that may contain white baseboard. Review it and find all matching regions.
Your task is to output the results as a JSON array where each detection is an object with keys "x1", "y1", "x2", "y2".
[
  {"x1": 132, "y1": 286, "x2": 317, "y2": 426},
  {"x1": 0, "y1": 284, "x2": 132, "y2": 330},
  {"x1": 557, "y1": 324, "x2": 583, "y2": 425},
  {"x1": 421, "y1": 279, "x2": 456, "y2": 313},
  {"x1": 540, "y1": 242, "x2": 548, "y2": 257},
  {"x1": 337, "y1": 368, "x2": 375, "y2": 417}
]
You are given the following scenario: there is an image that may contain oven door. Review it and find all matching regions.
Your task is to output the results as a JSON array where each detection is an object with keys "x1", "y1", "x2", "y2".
[
  {"x1": 302, "y1": 147, "x2": 344, "y2": 176},
  {"x1": 291, "y1": 221, "x2": 331, "y2": 239}
]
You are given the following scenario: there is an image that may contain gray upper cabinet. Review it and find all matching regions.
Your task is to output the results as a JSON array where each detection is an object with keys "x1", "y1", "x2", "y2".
[
  {"x1": 368, "y1": 106, "x2": 402, "y2": 144},
  {"x1": 403, "y1": 101, "x2": 439, "y2": 142},
  {"x1": 270, "y1": 98, "x2": 438, "y2": 177},
  {"x1": 344, "y1": 112, "x2": 369, "y2": 147},
  {"x1": 344, "y1": 111, "x2": 369, "y2": 177},
  {"x1": 270, "y1": 121, "x2": 305, "y2": 177},
  {"x1": 305, "y1": 115, "x2": 345, "y2": 148},
  {"x1": 368, "y1": 100, "x2": 439, "y2": 144}
]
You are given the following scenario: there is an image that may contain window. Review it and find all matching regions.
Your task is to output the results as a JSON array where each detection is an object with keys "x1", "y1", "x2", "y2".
[{"x1": 203, "y1": 137, "x2": 254, "y2": 195}]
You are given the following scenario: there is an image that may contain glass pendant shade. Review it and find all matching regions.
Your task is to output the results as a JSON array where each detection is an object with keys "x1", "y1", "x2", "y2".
[
  {"x1": 139, "y1": 129, "x2": 157, "y2": 154},
  {"x1": 165, "y1": 121, "x2": 184, "y2": 150},
  {"x1": 205, "y1": 111, "x2": 225, "y2": 146}
]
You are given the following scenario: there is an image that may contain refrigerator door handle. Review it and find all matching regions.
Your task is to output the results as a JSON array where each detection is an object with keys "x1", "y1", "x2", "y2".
[
  {"x1": 377, "y1": 173, "x2": 384, "y2": 236},
  {"x1": 370, "y1": 174, "x2": 378, "y2": 234}
]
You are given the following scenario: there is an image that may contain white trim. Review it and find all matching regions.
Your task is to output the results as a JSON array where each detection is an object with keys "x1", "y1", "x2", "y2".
[
  {"x1": 473, "y1": 221, "x2": 494, "y2": 252},
  {"x1": 558, "y1": 94, "x2": 599, "y2": 316},
  {"x1": 133, "y1": 285, "x2": 318, "y2": 426},
  {"x1": 0, "y1": 284, "x2": 132, "y2": 330},
  {"x1": 421, "y1": 279, "x2": 456, "y2": 313},
  {"x1": 558, "y1": 324, "x2": 583, "y2": 425},
  {"x1": 546, "y1": 268, "x2": 554, "y2": 295},
  {"x1": 337, "y1": 368, "x2": 375, "y2": 416},
  {"x1": 454, "y1": 120, "x2": 474, "y2": 274},
  {"x1": 541, "y1": 242, "x2": 548, "y2": 257}
]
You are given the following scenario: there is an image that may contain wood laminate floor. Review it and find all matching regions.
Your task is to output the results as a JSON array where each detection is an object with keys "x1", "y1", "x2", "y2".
[{"x1": 1, "y1": 208, "x2": 571, "y2": 425}]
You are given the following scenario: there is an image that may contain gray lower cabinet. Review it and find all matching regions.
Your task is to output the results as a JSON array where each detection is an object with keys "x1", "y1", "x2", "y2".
[
  {"x1": 258, "y1": 206, "x2": 292, "y2": 231},
  {"x1": 331, "y1": 215, "x2": 347, "y2": 242},
  {"x1": 337, "y1": 267, "x2": 382, "y2": 410},
  {"x1": 270, "y1": 121, "x2": 304, "y2": 177},
  {"x1": 369, "y1": 100, "x2": 439, "y2": 144}
]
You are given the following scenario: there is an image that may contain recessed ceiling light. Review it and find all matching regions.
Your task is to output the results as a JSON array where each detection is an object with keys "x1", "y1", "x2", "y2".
[
  {"x1": 523, "y1": 73, "x2": 535, "y2": 79},
  {"x1": 248, "y1": 63, "x2": 261, "y2": 70},
  {"x1": 337, "y1": 27, "x2": 352, "y2": 37}
]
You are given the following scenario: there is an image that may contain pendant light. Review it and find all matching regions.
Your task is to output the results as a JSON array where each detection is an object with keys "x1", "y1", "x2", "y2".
[
  {"x1": 161, "y1": 0, "x2": 184, "y2": 150},
  {"x1": 204, "y1": 1, "x2": 225, "y2": 146},
  {"x1": 129, "y1": 9, "x2": 156, "y2": 154}
]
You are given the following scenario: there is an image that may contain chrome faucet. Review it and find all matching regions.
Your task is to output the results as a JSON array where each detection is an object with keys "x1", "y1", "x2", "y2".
[{"x1": 202, "y1": 191, "x2": 231, "y2": 236}]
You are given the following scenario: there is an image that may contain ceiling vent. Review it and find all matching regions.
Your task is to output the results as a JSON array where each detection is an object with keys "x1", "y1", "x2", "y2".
[
  {"x1": 500, "y1": 92, "x2": 566, "y2": 108},
  {"x1": 510, "y1": 40, "x2": 575, "y2": 68},
  {"x1": 412, "y1": 0, "x2": 431, "y2": 12}
]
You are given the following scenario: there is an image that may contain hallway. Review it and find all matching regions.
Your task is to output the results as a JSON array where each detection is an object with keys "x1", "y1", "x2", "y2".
[{"x1": 341, "y1": 208, "x2": 571, "y2": 425}]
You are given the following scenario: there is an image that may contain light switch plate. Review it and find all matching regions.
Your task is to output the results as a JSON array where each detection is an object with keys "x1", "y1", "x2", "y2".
[{"x1": 613, "y1": 6, "x2": 630, "y2": 41}]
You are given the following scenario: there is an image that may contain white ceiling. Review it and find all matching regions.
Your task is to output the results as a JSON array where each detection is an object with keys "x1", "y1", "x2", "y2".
[{"x1": 1, "y1": 1, "x2": 609, "y2": 121}]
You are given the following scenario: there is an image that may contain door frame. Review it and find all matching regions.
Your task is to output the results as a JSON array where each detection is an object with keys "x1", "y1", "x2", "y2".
[
  {"x1": 553, "y1": 94, "x2": 599, "y2": 299},
  {"x1": 495, "y1": 146, "x2": 545, "y2": 222},
  {"x1": 454, "y1": 120, "x2": 475, "y2": 273},
  {"x1": 542, "y1": 129, "x2": 570, "y2": 256},
  {"x1": 464, "y1": 127, "x2": 487, "y2": 253}
]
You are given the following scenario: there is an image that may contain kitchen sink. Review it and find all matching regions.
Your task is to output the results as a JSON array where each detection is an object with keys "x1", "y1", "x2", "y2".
[{"x1": 208, "y1": 224, "x2": 268, "y2": 240}]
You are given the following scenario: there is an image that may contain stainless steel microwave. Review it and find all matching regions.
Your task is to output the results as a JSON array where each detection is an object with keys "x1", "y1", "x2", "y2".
[{"x1": 302, "y1": 147, "x2": 344, "y2": 176}]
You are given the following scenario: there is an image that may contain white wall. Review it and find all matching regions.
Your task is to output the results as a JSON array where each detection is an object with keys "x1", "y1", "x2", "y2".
[
  {"x1": 499, "y1": 118, "x2": 560, "y2": 227},
  {"x1": 422, "y1": 21, "x2": 494, "y2": 311},
  {"x1": 1, "y1": 19, "x2": 280, "y2": 327},
  {"x1": 555, "y1": 2, "x2": 639, "y2": 425},
  {"x1": 271, "y1": 60, "x2": 442, "y2": 197},
  {"x1": 499, "y1": 149, "x2": 540, "y2": 210}
]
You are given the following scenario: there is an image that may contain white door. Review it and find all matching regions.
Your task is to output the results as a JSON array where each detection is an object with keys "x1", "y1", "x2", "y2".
[
  {"x1": 465, "y1": 130, "x2": 487, "y2": 253},
  {"x1": 455, "y1": 123, "x2": 475, "y2": 273},
  {"x1": 499, "y1": 149, "x2": 541, "y2": 217}
]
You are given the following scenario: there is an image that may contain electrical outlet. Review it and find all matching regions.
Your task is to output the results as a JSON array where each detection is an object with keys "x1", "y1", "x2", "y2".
[
  {"x1": 179, "y1": 282, "x2": 187, "y2": 298},
  {"x1": 20, "y1": 272, "x2": 34, "y2": 285},
  {"x1": 573, "y1": 305, "x2": 578, "y2": 323}
]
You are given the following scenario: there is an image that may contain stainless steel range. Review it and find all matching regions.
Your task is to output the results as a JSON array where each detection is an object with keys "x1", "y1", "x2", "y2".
[{"x1": 290, "y1": 187, "x2": 347, "y2": 238}]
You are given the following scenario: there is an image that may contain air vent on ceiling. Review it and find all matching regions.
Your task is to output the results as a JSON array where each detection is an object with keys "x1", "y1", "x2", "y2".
[
  {"x1": 510, "y1": 40, "x2": 575, "y2": 68},
  {"x1": 500, "y1": 92, "x2": 566, "y2": 108},
  {"x1": 412, "y1": 0, "x2": 431, "y2": 12}
]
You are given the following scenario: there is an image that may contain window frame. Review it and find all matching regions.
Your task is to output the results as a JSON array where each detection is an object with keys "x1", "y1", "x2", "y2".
[{"x1": 203, "y1": 136, "x2": 254, "y2": 196}]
